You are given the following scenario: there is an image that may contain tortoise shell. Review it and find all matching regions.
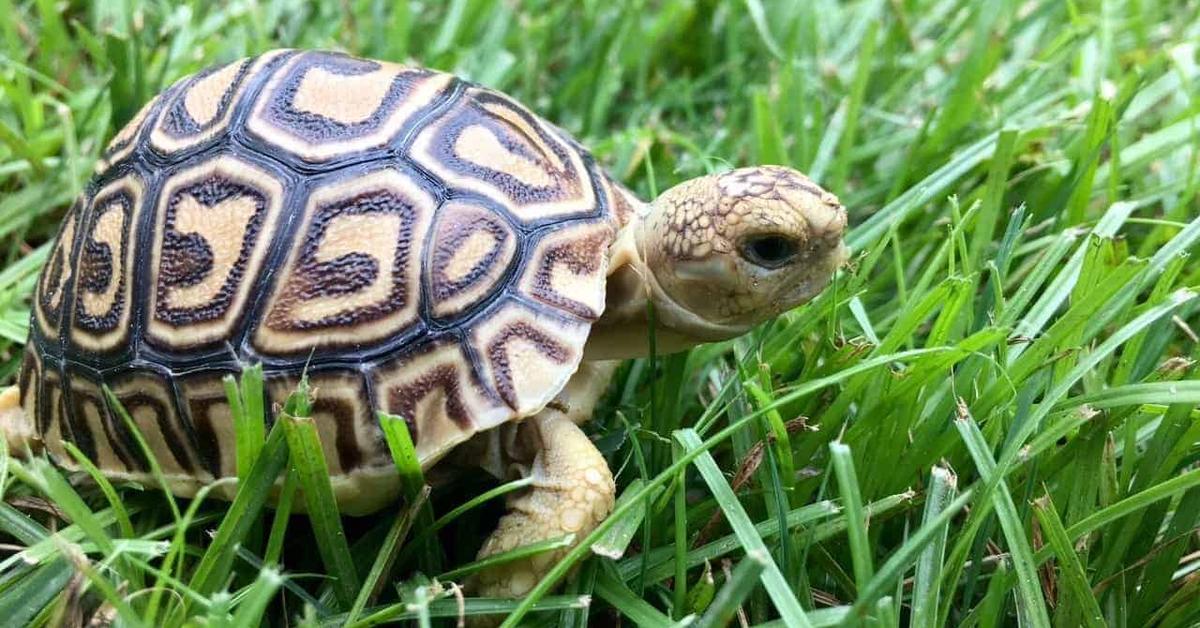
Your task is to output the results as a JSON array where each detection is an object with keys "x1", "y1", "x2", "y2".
[{"x1": 19, "y1": 50, "x2": 631, "y2": 511}]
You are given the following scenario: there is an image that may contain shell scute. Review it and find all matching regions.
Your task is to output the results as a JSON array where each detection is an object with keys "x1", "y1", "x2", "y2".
[
  {"x1": 146, "y1": 155, "x2": 285, "y2": 352},
  {"x1": 246, "y1": 50, "x2": 453, "y2": 162},
  {"x1": 426, "y1": 200, "x2": 519, "y2": 319},
  {"x1": 33, "y1": 200, "x2": 83, "y2": 343},
  {"x1": 266, "y1": 370, "x2": 387, "y2": 475},
  {"x1": 105, "y1": 369, "x2": 199, "y2": 478},
  {"x1": 410, "y1": 86, "x2": 597, "y2": 222},
  {"x1": 69, "y1": 173, "x2": 145, "y2": 355},
  {"x1": 253, "y1": 167, "x2": 435, "y2": 356},
  {"x1": 370, "y1": 339, "x2": 509, "y2": 464}
]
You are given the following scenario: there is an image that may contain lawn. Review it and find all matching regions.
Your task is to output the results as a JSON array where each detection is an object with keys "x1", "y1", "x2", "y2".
[{"x1": 1, "y1": 0, "x2": 1199, "y2": 626}]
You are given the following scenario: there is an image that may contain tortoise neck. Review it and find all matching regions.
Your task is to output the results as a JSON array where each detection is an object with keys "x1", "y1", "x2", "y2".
[{"x1": 583, "y1": 213, "x2": 748, "y2": 361}]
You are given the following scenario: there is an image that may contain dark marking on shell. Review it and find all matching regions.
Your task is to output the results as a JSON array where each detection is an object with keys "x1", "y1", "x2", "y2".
[
  {"x1": 386, "y1": 363, "x2": 472, "y2": 431},
  {"x1": 427, "y1": 92, "x2": 581, "y2": 206},
  {"x1": 74, "y1": 191, "x2": 135, "y2": 338},
  {"x1": 58, "y1": 382, "x2": 97, "y2": 464},
  {"x1": 160, "y1": 232, "x2": 214, "y2": 288},
  {"x1": 155, "y1": 176, "x2": 266, "y2": 327},
  {"x1": 527, "y1": 230, "x2": 609, "y2": 320},
  {"x1": 317, "y1": 396, "x2": 364, "y2": 470},
  {"x1": 184, "y1": 394, "x2": 227, "y2": 479},
  {"x1": 486, "y1": 321, "x2": 569, "y2": 410},
  {"x1": 260, "y1": 52, "x2": 431, "y2": 147},
  {"x1": 111, "y1": 385, "x2": 196, "y2": 475},
  {"x1": 428, "y1": 205, "x2": 515, "y2": 314},
  {"x1": 264, "y1": 188, "x2": 418, "y2": 331},
  {"x1": 159, "y1": 59, "x2": 253, "y2": 139}
]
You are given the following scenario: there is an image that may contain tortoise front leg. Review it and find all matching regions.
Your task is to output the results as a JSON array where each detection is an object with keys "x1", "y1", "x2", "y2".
[
  {"x1": 0, "y1": 386, "x2": 34, "y2": 455},
  {"x1": 468, "y1": 361, "x2": 618, "y2": 598}
]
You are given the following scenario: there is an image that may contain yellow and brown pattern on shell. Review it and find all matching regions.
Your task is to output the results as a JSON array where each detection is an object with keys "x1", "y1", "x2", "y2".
[
  {"x1": 245, "y1": 51, "x2": 452, "y2": 162},
  {"x1": 33, "y1": 200, "x2": 82, "y2": 341},
  {"x1": 69, "y1": 174, "x2": 145, "y2": 354},
  {"x1": 410, "y1": 85, "x2": 597, "y2": 222},
  {"x1": 252, "y1": 168, "x2": 436, "y2": 355},
  {"x1": 21, "y1": 50, "x2": 619, "y2": 506}
]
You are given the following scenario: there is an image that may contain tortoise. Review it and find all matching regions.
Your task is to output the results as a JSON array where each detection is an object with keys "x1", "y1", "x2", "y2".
[{"x1": 0, "y1": 49, "x2": 848, "y2": 597}]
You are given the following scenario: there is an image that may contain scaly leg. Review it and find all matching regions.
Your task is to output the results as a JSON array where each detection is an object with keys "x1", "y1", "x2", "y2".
[
  {"x1": 468, "y1": 361, "x2": 619, "y2": 598},
  {"x1": 0, "y1": 385, "x2": 34, "y2": 455}
]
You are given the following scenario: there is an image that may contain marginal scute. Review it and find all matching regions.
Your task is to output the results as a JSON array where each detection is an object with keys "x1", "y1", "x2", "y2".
[
  {"x1": 600, "y1": 173, "x2": 643, "y2": 228},
  {"x1": 246, "y1": 51, "x2": 452, "y2": 162},
  {"x1": 146, "y1": 155, "x2": 284, "y2": 351},
  {"x1": 471, "y1": 300, "x2": 589, "y2": 414},
  {"x1": 267, "y1": 372, "x2": 386, "y2": 475},
  {"x1": 41, "y1": 370, "x2": 69, "y2": 464},
  {"x1": 427, "y1": 201, "x2": 518, "y2": 319},
  {"x1": 70, "y1": 174, "x2": 144, "y2": 353},
  {"x1": 519, "y1": 221, "x2": 614, "y2": 321},
  {"x1": 371, "y1": 341, "x2": 509, "y2": 464},
  {"x1": 67, "y1": 373, "x2": 137, "y2": 472},
  {"x1": 34, "y1": 201, "x2": 82, "y2": 340},
  {"x1": 176, "y1": 373, "x2": 235, "y2": 480},
  {"x1": 107, "y1": 371, "x2": 198, "y2": 477},
  {"x1": 254, "y1": 168, "x2": 435, "y2": 356},
  {"x1": 411, "y1": 87, "x2": 596, "y2": 222}
]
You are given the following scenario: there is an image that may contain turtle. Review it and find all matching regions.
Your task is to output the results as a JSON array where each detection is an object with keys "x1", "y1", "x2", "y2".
[{"x1": 0, "y1": 49, "x2": 848, "y2": 598}]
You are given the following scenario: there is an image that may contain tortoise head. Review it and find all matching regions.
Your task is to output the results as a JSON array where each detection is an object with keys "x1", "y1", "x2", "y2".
[{"x1": 634, "y1": 165, "x2": 848, "y2": 341}]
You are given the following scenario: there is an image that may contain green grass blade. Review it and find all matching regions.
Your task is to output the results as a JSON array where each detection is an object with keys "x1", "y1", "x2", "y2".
[
  {"x1": 0, "y1": 559, "x2": 72, "y2": 626},
  {"x1": 378, "y1": 412, "x2": 422, "y2": 499},
  {"x1": 1031, "y1": 493, "x2": 1104, "y2": 628},
  {"x1": 346, "y1": 485, "x2": 429, "y2": 624},
  {"x1": 396, "y1": 476, "x2": 532, "y2": 568},
  {"x1": 0, "y1": 501, "x2": 49, "y2": 545},
  {"x1": 592, "y1": 478, "x2": 658, "y2": 559},
  {"x1": 226, "y1": 364, "x2": 265, "y2": 481},
  {"x1": 229, "y1": 568, "x2": 283, "y2": 627},
  {"x1": 910, "y1": 466, "x2": 957, "y2": 628},
  {"x1": 60, "y1": 441, "x2": 133, "y2": 540},
  {"x1": 696, "y1": 551, "x2": 767, "y2": 628},
  {"x1": 595, "y1": 563, "x2": 675, "y2": 627},
  {"x1": 830, "y1": 441, "x2": 873, "y2": 591},
  {"x1": 103, "y1": 385, "x2": 182, "y2": 523},
  {"x1": 12, "y1": 459, "x2": 115, "y2": 556},
  {"x1": 437, "y1": 533, "x2": 575, "y2": 581},
  {"x1": 344, "y1": 595, "x2": 591, "y2": 627},
  {"x1": 676, "y1": 428, "x2": 813, "y2": 628},
  {"x1": 850, "y1": 487, "x2": 976, "y2": 617},
  {"x1": 956, "y1": 415, "x2": 1051, "y2": 628},
  {"x1": 263, "y1": 470, "x2": 297, "y2": 566},
  {"x1": 190, "y1": 420, "x2": 290, "y2": 596},
  {"x1": 379, "y1": 412, "x2": 441, "y2": 573},
  {"x1": 281, "y1": 411, "x2": 361, "y2": 608}
]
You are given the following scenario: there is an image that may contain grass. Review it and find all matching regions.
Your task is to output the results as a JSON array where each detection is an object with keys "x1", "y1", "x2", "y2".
[{"x1": 0, "y1": 0, "x2": 1198, "y2": 625}]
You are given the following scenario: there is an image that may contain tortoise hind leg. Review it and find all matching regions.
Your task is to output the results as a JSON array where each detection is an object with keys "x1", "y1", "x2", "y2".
[
  {"x1": 468, "y1": 363, "x2": 618, "y2": 598},
  {"x1": 0, "y1": 386, "x2": 35, "y2": 456}
]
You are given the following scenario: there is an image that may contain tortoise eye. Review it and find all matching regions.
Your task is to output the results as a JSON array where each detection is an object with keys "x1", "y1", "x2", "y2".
[{"x1": 741, "y1": 234, "x2": 798, "y2": 269}]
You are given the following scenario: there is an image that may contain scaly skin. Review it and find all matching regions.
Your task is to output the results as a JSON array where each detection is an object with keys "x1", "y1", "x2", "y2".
[
  {"x1": 468, "y1": 394, "x2": 616, "y2": 598},
  {"x1": 0, "y1": 386, "x2": 30, "y2": 452}
]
